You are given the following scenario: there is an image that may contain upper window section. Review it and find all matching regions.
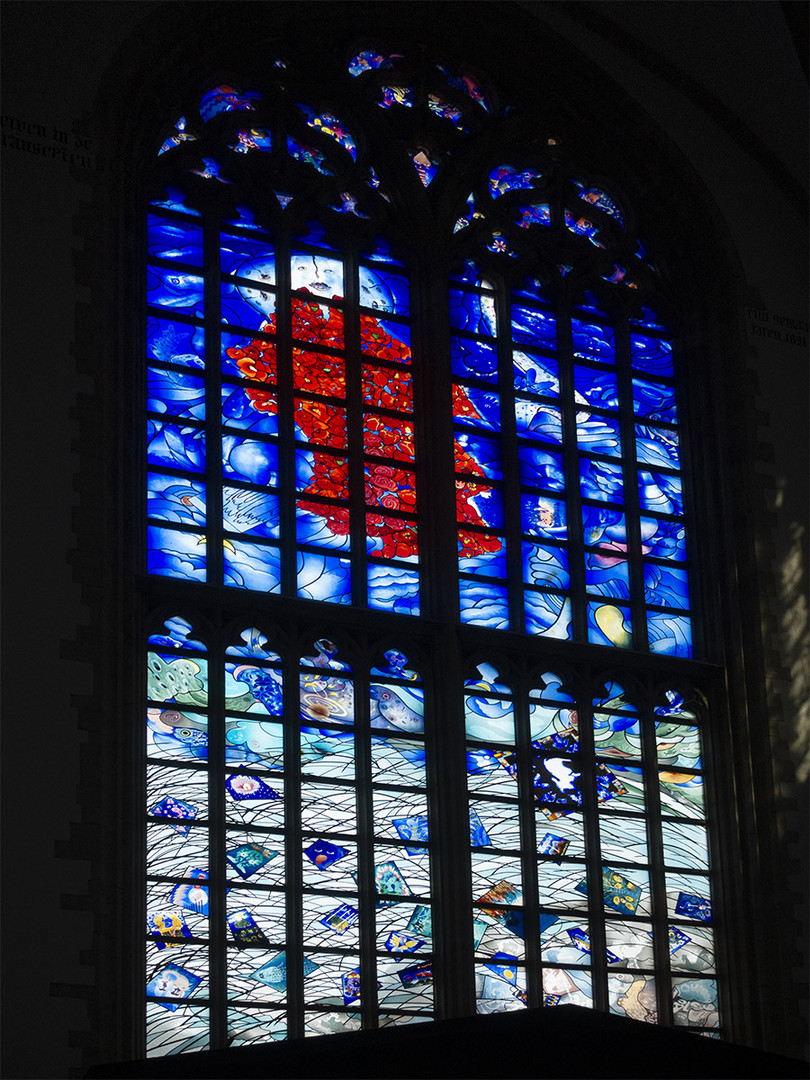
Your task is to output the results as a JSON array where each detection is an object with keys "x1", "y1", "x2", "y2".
[
  {"x1": 449, "y1": 157, "x2": 691, "y2": 656},
  {"x1": 146, "y1": 79, "x2": 420, "y2": 614}
]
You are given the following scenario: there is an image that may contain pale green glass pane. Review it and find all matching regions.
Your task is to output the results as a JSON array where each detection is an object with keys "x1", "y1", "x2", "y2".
[
  {"x1": 371, "y1": 735, "x2": 426, "y2": 785},
  {"x1": 469, "y1": 798, "x2": 521, "y2": 849},
  {"x1": 300, "y1": 782, "x2": 356, "y2": 833},
  {"x1": 228, "y1": 1007, "x2": 287, "y2": 1046},
  {"x1": 659, "y1": 770, "x2": 705, "y2": 820},
  {"x1": 609, "y1": 972, "x2": 657, "y2": 1023},
  {"x1": 377, "y1": 955, "x2": 435, "y2": 1012},
  {"x1": 302, "y1": 951, "x2": 360, "y2": 1009},
  {"x1": 604, "y1": 919, "x2": 655, "y2": 968},
  {"x1": 540, "y1": 915, "x2": 593, "y2": 967},
  {"x1": 654, "y1": 720, "x2": 702, "y2": 769},
  {"x1": 304, "y1": 1010, "x2": 362, "y2": 1036},
  {"x1": 599, "y1": 814, "x2": 649, "y2": 865},
  {"x1": 536, "y1": 811, "x2": 586, "y2": 860},
  {"x1": 593, "y1": 711, "x2": 642, "y2": 759},
  {"x1": 665, "y1": 871, "x2": 712, "y2": 921},
  {"x1": 224, "y1": 771, "x2": 284, "y2": 828},
  {"x1": 661, "y1": 820, "x2": 709, "y2": 871},
  {"x1": 471, "y1": 853, "x2": 523, "y2": 904},
  {"x1": 147, "y1": 822, "x2": 208, "y2": 881},
  {"x1": 148, "y1": 763, "x2": 209, "y2": 821},
  {"x1": 465, "y1": 695, "x2": 515, "y2": 743},
  {"x1": 542, "y1": 967, "x2": 592, "y2": 1007},
  {"x1": 373, "y1": 846, "x2": 430, "y2": 899},
  {"x1": 374, "y1": 789, "x2": 429, "y2": 842},
  {"x1": 300, "y1": 727, "x2": 355, "y2": 780},
  {"x1": 670, "y1": 923, "x2": 715, "y2": 973},
  {"x1": 672, "y1": 977, "x2": 719, "y2": 1030},
  {"x1": 536, "y1": 860, "x2": 590, "y2": 910},
  {"x1": 302, "y1": 894, "x2": 360, "y2": 950},
  {"x1": 146, "y1": 1002, "x2": 209, "y2": 1057},
  {"x1": 475, "y1": 963, "x2": 527, "y2": 1013}
]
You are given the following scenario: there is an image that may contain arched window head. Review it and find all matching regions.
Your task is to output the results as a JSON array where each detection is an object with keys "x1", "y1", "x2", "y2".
[{"x1": 141, "y1": 40, "x2": 715, "y2": 1060}]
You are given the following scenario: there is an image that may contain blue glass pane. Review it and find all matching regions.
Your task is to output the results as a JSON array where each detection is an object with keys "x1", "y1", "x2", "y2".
[
  {"x1": 525, "y1": 593, "x2": 572, "y2": 639},
  {"x1": 510, "y1": 305, "x2": 556, "y2": 350},
  {"x1": 632, "y1": 378, "x2": 677, "y2": 423},
  {"x1": 577, "y1": 414, "x2": 621, "y2": 457},
  {"x1": 648, "y1": 612, "x2": 692, "y2": 657},
  {"x1": 148, "y1": 527, "x2": 207, "y2": 582},
  {"x1": 148, "y1": 266, "x2": 205, "y2": 316},
  {"x1": 571, "y1": 319, "x2": 615, "y2": 362},
  {"x1": 644, "y1": 563, "x2": 690, "y2": 609},
  {"x1": 150, "y1": 188, "x2": 201, "y2": 216},
  {"x1": 221, "y1": 332, "x2": 276, "y2": 381},
  {"x1": 522, "y1": 495, "x2": 567, "y2": 539},
  {"x1": 459, "y1": 580, "x2": 509, "y2": 630},
  {"x1": 220, "y1": 236, "x2": 275, "y2": 281},
  {"x1": 223, "y1": 488, "x2": 280, "y2": 538},
  {"x1": 635, "y1": 425, "x2": 680, "y2": 469},
  {"x1": 148, "y1": 474, "x2": 206, "y2": 526},
  {"x1": 222, "y1": 436, "x2": 279, "y2": 485},
  {"x1": 359, "y1": 266, "x2": 409, "y2": 316},
  {"x1": 629, "y1": 307, "x2": 668, "y2": 332},
  {"x1": 587, "y1": 601, "x2": 633, "y2": 648},
  {"x1": 224, "y1": 539, "x2": 281, "y2": 592},
  {"x1": 638, "y1": 470, "x2": 683, "y2": 515},
  {"x1": 148, "y1": 318, "x2": 205, "y2": 370},
  {"x1": 574, "y1": 367, "x2": 619, "y2": 410},
  {"x1": 368, "y1": 565, "x2": 420, "y2": 615},
  {"x1": 514, "y1": 400, "x2": 562, "y2": 443},
  {"x1": 148, "y1": 368, "x2": 206, "y2": 420},
  {"x1": 582, "y1": 507, "x2": 626, "y2": 547},
  {"x1": 222, "y1": 386, "x2": 278, "y2": 436},
  {"x1": 630, "y1": 333, "x2": 673, "y2": 376},
  {"x1": 580, "y1": 458, "x2": 624, "y2": 504},
  {"x1": 451, "y1": 336, "x2": 498, "y2": 382},
  {"x1": 200, "y1": 85, "x2": 261, "y2": 121},
  {"x1": 512, "y1": 277, "x2": 550, "y2": 303},
  {"x1": 585, "y1": 553, "x2": 630, "y2": 600},
  {"x1": 297, "y1": 503, "x2": 351, "y2": 550},
  {"x1": 454, "y1": 386, "x2": 501, "y2": 431},
  {"x1": 221, "y1": 282, "x2": 274, "y2": 330},
  {"x1": 514, "y1": 351, "x2": 558, "y2": 396},
  {"x1": 459, "y1": 533, "x2": 507, "y2": 577},
  {"x1": 148, "y1": 421, "x2": 205, "y2": 473},
  {"x1": 522, "y1": 543, "x2": 569, "y2": 588},
  {"x1": 489, "y1": 165, "x2": 543, "y2": 197},
  {"x1": 640, "y1": 517, "x2": 687, "y2": 561},
  {"x1": 518, "y1": 447, "x2": 564, "y2": 490},
  {"x1": 459, "y1": 484, "x2": 504, "y2": 529},
  {"x1": 148, "y1": 217, "x2": 204, "y2": 265},
  {"x1": 455, "y1": 434, "x2": 503, "y2": 479},
  {"x1": 516, "y1": 204, "x2": 551, "y2": 228},
  {"x1": 448, "y1": 289, "x2": 497, "y2": 336},
  {"x1": 287, "y1": 136, "x2": 333, "y2": 175}
]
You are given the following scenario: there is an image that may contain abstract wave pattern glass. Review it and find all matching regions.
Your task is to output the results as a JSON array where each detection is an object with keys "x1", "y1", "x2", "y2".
[{"x1": 142, "y1": 49, "x2": 715, "y2": 1055}]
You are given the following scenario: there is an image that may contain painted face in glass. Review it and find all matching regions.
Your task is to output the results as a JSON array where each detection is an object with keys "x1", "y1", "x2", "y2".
[
  {"x1": 358, "y1": 266, "x2": 395, "y2": 312},
  {"x1": 236, "y1": 256, "x2": 276, "y2": 320},
  {"x1": 290, "y1": 254, "x2": 344, "y2": 297}
]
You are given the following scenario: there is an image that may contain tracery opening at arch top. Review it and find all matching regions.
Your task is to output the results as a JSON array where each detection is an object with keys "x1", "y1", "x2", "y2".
[{"x1": 142, "y1": 43, "x2": 710, "y2": 1057}]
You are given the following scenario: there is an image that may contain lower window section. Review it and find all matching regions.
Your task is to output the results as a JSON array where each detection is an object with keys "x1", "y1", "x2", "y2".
[
  {"x1": 145, "y1": 616, "x2": 717, "y2": 1054},
  {"x1": 465, "y1": 665, "x2": 717, "y2": 1033},
  {"x1": 145, "y1": 618, "x2": 430, "y2": 1053}
]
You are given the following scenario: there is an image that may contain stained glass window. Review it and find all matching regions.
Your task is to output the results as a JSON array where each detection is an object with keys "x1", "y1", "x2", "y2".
[{"x1": 143, "y1": 48, "x2": 718, "y2": 1058}]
